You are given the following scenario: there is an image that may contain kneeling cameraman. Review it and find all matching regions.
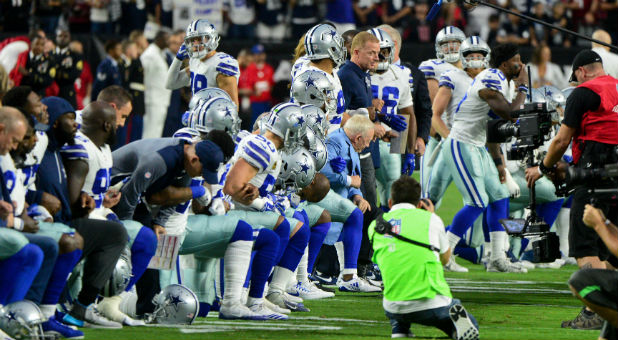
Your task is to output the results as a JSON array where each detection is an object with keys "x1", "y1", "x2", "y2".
[
  {"x1": 570, "y1": 204, "x2": 618, "y2": 339},
  {"x1": 368, "y1": 176, "x2": 478, "y2": 340}
]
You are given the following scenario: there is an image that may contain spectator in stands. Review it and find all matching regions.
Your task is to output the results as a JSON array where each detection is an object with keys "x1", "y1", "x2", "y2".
[
  {"x1": 246, "y1": 44, "x2": 274, "y2": 125},
  {"x1": 121, "y1": 2, "x2": 146, "y2": 34},
  {"x1": 237, "y1": 49, "x2": 254, "y2": 131},
  {"x1": 162, "y1": 30, "x2": 186, "y2": 137},
  {"x1": 129, "y1": 30, "x2": 149, "y2": 55},
  {"x1": 224, "y1": 0, "x2": 256, "y2": 40},
  {"x1": 528, "y1": 0, "x2": 551, "y2": 47},
  {"x1": 600, "y1": 0, "x2": 618, "y2": 43},
  {"x1": 33, "y1": 0, "x2": 65, "y2": 35},
  {"x1": 564, "y1": 0, "x2": 599, "y2": 31},
  {"x1": 67, "y1": 0, "x2": 91, "y2": 33},
  {"x1": 353, "y1": 0, "x2": 380, "y2": 28},
  {"x1": 52, "y1": 29, "x2": 83, "y2": 108},
  {"x1": 10, "y1": 36, "x2": 55, "y2": 98},
  {"x1": 528, "y1": 43, "x2": 566, "y2": 89},
  {"x1": 256, "y1": 0, "x2": 286, "y2": 42},
  {"x1": 69, "y1": 40, "x2": 93, "y2": 109},
  {"x1": 497, "y1": 7, "x2": 530, "y2": 45},
  {"x1": 435, "y1": 3, "x2": 466, "y2": 34},
  {"x1": 141, "y1": 31, "x2": 171, "y2": 139},
  {"x1": 381, "y1": 0, "x2": 412, "y2": 31},
  {"x1": 591, "y1": 29, "x2": 618, "y2": 79},
  {"x1": 117, "y1": 40, "x2": 144, "y2": 145},
  {"x1": 1, "y1": 0, "x2": 31, "y2": 32},
  {"x1": 343, "y1": 29, "x2": 360, "y2": 58},
  {"x1": 327, "y1": 0, "x2": 356, "y2": 33},
  {"x1": 291, "y1": 0, "x2": 319, "y2": 40},
  {"x1": 548, "y1": 2, "x2": 572, "y2": 47},
  {"x1": 576, "y1": 11, "x2": 598, "y2": 47},
  {"x1": 485, "y1": 14, "x2": 501, "y2": 47},
  {"x1": 404, "y1": 0, "x2": 433, "y2": 43},
  {"x1": 92, "y1": 39, "x2": 122, "y2": 101},
  {"x1": 88, "y1": 0, "x2": 112, "y2": 35},
  {"x1": 465, "y1": 0, "x2": 497, "y2": 37}
]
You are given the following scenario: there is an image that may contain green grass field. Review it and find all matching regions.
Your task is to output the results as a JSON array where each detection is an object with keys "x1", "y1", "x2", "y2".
[{"x1": 82, "y1": 178, "x2": 596, "y2": 340}]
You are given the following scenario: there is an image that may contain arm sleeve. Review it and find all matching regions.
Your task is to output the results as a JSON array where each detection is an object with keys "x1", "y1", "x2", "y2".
[
  {"x1": 348, "y1": 187, "x2": 363, "y2": 199},
  {"x1": 26, "y1": 189, "x2": 43, "y2": 205},
  {"x1": 410, "y1": 65, "x2": 432, "y2": 141},
  {"x1": 320, "y1": 139, "x2": 348, "y2": 188},
  {"x1": 114, "y1": 157, "x2": 167, "y2": 220},
  {"x1": 166, "y1": 58, "x2": 191, "y2": 90},
  {"x1": 59, "y1": 143, "x2": 89, "y2": 161},
  {"x1": 562, "y1": 87, "x2": 601, "y2": 128}
]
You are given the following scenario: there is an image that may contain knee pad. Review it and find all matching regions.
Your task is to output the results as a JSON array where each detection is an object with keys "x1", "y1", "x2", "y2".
[
  {"x1": 230, "y1": 220, "x2": 253, "y2": 242},
  {"x1": 254, "y1": 228, "x2": 278, "y2": 250}
]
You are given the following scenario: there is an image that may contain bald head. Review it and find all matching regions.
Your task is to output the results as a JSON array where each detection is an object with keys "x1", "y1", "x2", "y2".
[
  {"x1": 81, "y1": 101, "x2": 116, "y2": 127},
  {"x1": 0, "y1": 107, "x2": 28, "y2": 155},
  {"x1": 592, "y1": 30, "x2": 612, "y2": 51},
  {"x1": 300, "y1": 173, "x2": 330, "y2": 202}
]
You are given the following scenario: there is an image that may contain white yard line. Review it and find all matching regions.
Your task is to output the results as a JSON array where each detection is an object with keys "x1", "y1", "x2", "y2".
[{"x1": 179, "y1": 325, "x2": 341, "y2": 333}]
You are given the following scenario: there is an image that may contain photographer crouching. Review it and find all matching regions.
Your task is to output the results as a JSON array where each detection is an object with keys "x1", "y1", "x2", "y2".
[
  {"x1": 368, "y1": 176, "x2": 479, "y2": 340},
  {"x1": 525, "y1": 49, "x2": 618, "y2": 330}
]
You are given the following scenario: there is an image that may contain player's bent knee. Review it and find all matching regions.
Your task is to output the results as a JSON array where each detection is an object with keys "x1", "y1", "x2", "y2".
[
  {"x1": 231, "y1": 220, "x2": 253, "y2": 242},
  {"x1": 275, "y1": 215, "x2": 286, "y2": 228},
  {"x1": 255, "y1": 228, "x2": 279, "y2": 250},
  {"x1": 136, "y1": 226, "x2": 158, "y2": 255},
  {"x1": 58, "y1": 233, "x2": 83, "y2": 254}
]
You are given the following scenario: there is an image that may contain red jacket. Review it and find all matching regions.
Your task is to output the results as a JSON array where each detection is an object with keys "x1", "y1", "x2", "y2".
[{"x1": 246, "y1": 62, "x2": 274, "y2": 103}]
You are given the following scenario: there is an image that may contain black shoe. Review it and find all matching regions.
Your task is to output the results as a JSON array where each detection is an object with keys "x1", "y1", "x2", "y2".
[
  {"x1": 313, "y1": 282, "x2": 336, "y2": 293},
  {"x1": 562, "y1": 307, "x2": 604, "y2": 330}
]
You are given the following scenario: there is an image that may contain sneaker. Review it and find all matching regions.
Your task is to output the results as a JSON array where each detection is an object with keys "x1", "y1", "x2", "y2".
[
  {"x1": 266, "y1": 291, "x2": 310, "y2": 312},
  {"x1": 289, "y1": 281, "x2": 334, "y2": 300},
  {"x1": 449, "y1": 304, "x2": 479, "y2": 340},
  {"x1": 337, "y1": 275, "x2": 382, "y2": 292},
  {"x1": 219, "y1": 301, "x2": 269, "y2": 320},
  {"x1": 283, "y1": 292, "x2": 303, "y2": 304},
  {"x1": 363, "y1": 266, "x2": 384, "y2": 287},
  {"x1": 312, "y1": 271, "x2": 338, "y2": 286},
  {"x1": 444, "y1": 256, "x2": 469, "y2": 273},
  {"x1": 392, "y1": 331, "x2": 415, "y2": 338},
  {"x1": 391, "y1": 322, "x2": 414, "y2": 338},
  {"x1": 535, "y1": 258, "x2": 565, "y2": 269},
  {"x1": 263, "y1": 298, "x2": 291, "y2": 315},
  {"x1": 561, "y1": 307, "x2": 604, "y2": 330},
  {"x1": 486, "y1": 258, "x2": 527, "y2": 273},
  {"x1": 247, "y1": 303, "x2": 289, "y2": 320},
  {"x1": 517, "y1": 260, "x2": 536, "y2": 270},
  {"x1": 63, "y1": 303, "x2": 122, "y2": 329},
  {"x1": 97, "y1": 296, "x2": 145, "y2": 327},
  {"x1": 42, "y1": 316, "x2": 84, "y2": 339}
]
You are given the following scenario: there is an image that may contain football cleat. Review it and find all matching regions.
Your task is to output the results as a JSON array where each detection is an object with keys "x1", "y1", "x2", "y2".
[
  {"x1": 449, "y1": 304, "x2": 479, "y2": 340},
  {"x1": 218, "y1": 302, "x2": 269, "y2": 321},
  {"x1": 486, "y1": 258, "x2": 527, "y2": 273},
  {"x1": 444, "y1": 256, "x2": 469, "y2": 273},
  {"x1": 288, "y1": 280, "x2": 334, "y2": 300},
  {"x1": 63, "y1": 303, "x2": 123, "y2": 329},
  {"x1": 337, "y1": 275, "x2": 382, "y2": 293},
  {"x1": 266, "y1": 291, "x2": 310, "y2": 312},
  {"x1": 42, "y1": 316, "x2": 84, "y2": 339},
  {"x1": 247, "y1": 303, "x2": 289, "y2": 320}
]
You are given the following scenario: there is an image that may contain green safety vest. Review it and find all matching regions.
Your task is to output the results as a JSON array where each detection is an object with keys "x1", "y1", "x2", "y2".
[{"x1": 369, "y1": 207, "x2": 452, "y2": 302}]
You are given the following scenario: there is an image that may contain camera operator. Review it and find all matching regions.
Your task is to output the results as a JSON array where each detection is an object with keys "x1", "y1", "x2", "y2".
[
  {"x1": 368, "y1": 176, "x2": 479, "y2": 340},
  {"x1": 525, "y1": 49, "x2": 618, "y2": 329},
  {"x1": 567, "y1": 204, "x2": 618, "y2": 338}
]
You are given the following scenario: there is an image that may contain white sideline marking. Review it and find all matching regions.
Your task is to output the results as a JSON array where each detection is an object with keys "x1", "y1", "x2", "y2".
[
  {"x1": 449, "y1": 286, "x2": 571, "y2": 294},
  {"x1": 179, "y1": 325, "x2": 341, "y2": 333},
  {"x1": 200, "y1": 313, "x2": 384, "y2": 324}
]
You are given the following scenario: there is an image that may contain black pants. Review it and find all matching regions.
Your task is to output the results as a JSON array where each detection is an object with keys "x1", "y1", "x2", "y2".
[
  {"x1": 71, "y1": 218, "x2": 127, "y2": 303},
  {"x1": 359, "y1": 155, "x2": 379, "y2": 268},
  {"x1": 569, "y1": 268, "x2": 618, "y2": 310}
]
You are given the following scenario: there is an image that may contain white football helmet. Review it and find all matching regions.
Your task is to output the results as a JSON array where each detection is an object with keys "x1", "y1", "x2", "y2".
[
  {"x1": 303, "y1": 128, "x2": 328, "y2": 171},
  {"x1": 151, "y1": 284, "x2": 199, "y2": 325},
  {"x1": 460, "y1": 36, "x2": 490, "y2": 70},
  {"x1": 301, "y1": 104, "x2": 329, "y2": 139},
  {"x1": 185, "y1": 19, "x2": 220, "y2": 59},
  {"x1": 538, "y1": 85, "x2": 566, "y2": 109},
  {"x1": 265, "y1": 103, "x2": 307, "y2": 152},
  {"x1": 0, "y1": 300, "x2": 46, "y2": 340},
  {"x1": 189, "y1": 97, "x2": 241, "y2": 138},
  {"x1": 304, "y1": 24, "x2": 347, "y2": 67},
  {"x1": 102, "y1": 250, "x2": 132, "y2": 297},
  {"x1": 291, "y1": 70, "x2": 337, "y2": 117},
  {"x1": 435, "y1": 26, "x2": 466, "y2": 63},
  {"x1": 188, "y1": 87, "x2": 234, "y2": 111},
  {"x1": 277, "y1": 147, "x2": 317, "y2": 193},
  {"x1": 367, "y1": 28, "x2": 395, "y2": 71},
  {"x1": 173, "y1": 127, "x2": 201, "y2": 143}
]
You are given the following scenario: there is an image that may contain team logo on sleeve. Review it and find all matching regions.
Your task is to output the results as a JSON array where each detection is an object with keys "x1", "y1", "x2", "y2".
[{"x1": 388, "y1": 219, "x2": 402, "y2": 236}]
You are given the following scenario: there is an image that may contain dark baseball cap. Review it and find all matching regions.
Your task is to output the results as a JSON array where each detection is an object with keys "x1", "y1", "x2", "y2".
[
  {"x1": 194, "y1": 140, "x2": 224, "y2": 184},
  {"x1": 569, "y1": 50, "x2": 602, "y2": 82}
]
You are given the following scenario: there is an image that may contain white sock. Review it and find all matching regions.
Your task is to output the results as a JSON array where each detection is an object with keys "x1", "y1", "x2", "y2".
[
  {"x1": 335, "y1": 241, "x2": 345, "y2": 275},
  {"x1": 246, "y1": 296, "x2": 263, "y2": 307},
  {"x1": 39, "y1": 304, "x2": 56, "y2": 319},
  {"x1": 296, "y1": 247, "x2": 309, "y2": 283},
  {"x1": 118, "y1": 286, "x2": 138, "y2": 318},
  {"x1": 269, "y1": 266, "x2": 294, "y2": 294},
  {"x1": 446, "y1": 231, "x2": 461, "y2": 252},
  {"x1": 489, "y1": 231, "x2": 507, "y2": 261},
  {"x1": 556, "y1": 208, "x2": 570, "y2": 257},
  {"x1": 222, "y1": 240, "x2": 253, "y2": 305}
]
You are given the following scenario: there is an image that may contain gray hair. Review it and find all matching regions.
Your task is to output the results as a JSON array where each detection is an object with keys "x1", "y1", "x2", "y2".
[
  {"x1": 0, "y1": 106, "x2": 27, "y2": 133},
  {"x1": 344, "y1": 115, "x2": 374, "y2": 138},
  {"x1": 377, "y1": 24, "x2": 402, "y2": 54}
]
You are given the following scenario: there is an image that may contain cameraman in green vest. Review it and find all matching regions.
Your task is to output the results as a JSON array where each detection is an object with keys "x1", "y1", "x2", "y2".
[{"x1": 369, "y1": 176, "x2": 479, "y2": 340}]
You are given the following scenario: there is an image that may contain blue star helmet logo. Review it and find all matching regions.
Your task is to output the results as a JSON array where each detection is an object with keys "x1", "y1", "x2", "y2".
[
  {"x1": 305, "y1": 76, "x2": 316, "y2": 90},
  {"x1": 297, "y1": 116, "x2": 305, "y2": 126},
  {"x1": 315, "y1": 115, "x2": 323, "y2": 124},
  {"x1": 328, "y1": 30, "x2": 337, "y2": 38},
  {"x1": 224, "y1": 106, "x2": 232, "y2": 117},
  {"x1": 300, "y1": 163, "x2": 310, "y2": 174},
  {"x1": 6, "y1": 311, "x2": 17, "y2": 322},
  {"x1": 168, "y1": 294, "x2": 185, "y2": 311}
]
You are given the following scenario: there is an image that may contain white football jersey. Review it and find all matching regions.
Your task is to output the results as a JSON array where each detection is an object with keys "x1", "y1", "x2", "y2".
[
  {"x1": 21, "y1": 132, "x2": 48, "y2": 192},
  {"x1": 60, "y1": 131, "x2": 113, "y2": 218},
  {"x1": 419, "y1": 59, "x2": 459, "y2": 81},
  {"x1": 370, "y1": 64, "x2": 414, "y2": 115},
  {"x1": 1, "y1": 155, "x2": 26, "y2": 215},
  {"x1": 438, "y1": 68, "x2": 474, "y2": 129},
  {"x1": 450, "y1": 68, "x2": 512, "y2": 147},
  {"x1": 189, "y1": 52, "x2": 240, "y2": 94},
  {"x1": 291, "y1": 57, "x2": 346, "y2": 132},
  {"x1": 229, "y1": 133, "x2": 281, "y2": 209}
]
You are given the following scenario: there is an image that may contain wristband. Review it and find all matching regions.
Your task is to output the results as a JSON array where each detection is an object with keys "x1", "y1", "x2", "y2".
[
  {"x1": 539, "y1": 160, "x2": 555, "y2": 176},
  {"x1": 13, "y1": 217, "x2": 24, "y2": 231},
  {"x1": 518, "y1": 85, "x2": 529, "y2": 93},
  {"x1": 493, "y1": 157, "x2": 503, "y2": 166},
  {"x1": 191, "y1": 185, "x2": 206, "y2": 199}
]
